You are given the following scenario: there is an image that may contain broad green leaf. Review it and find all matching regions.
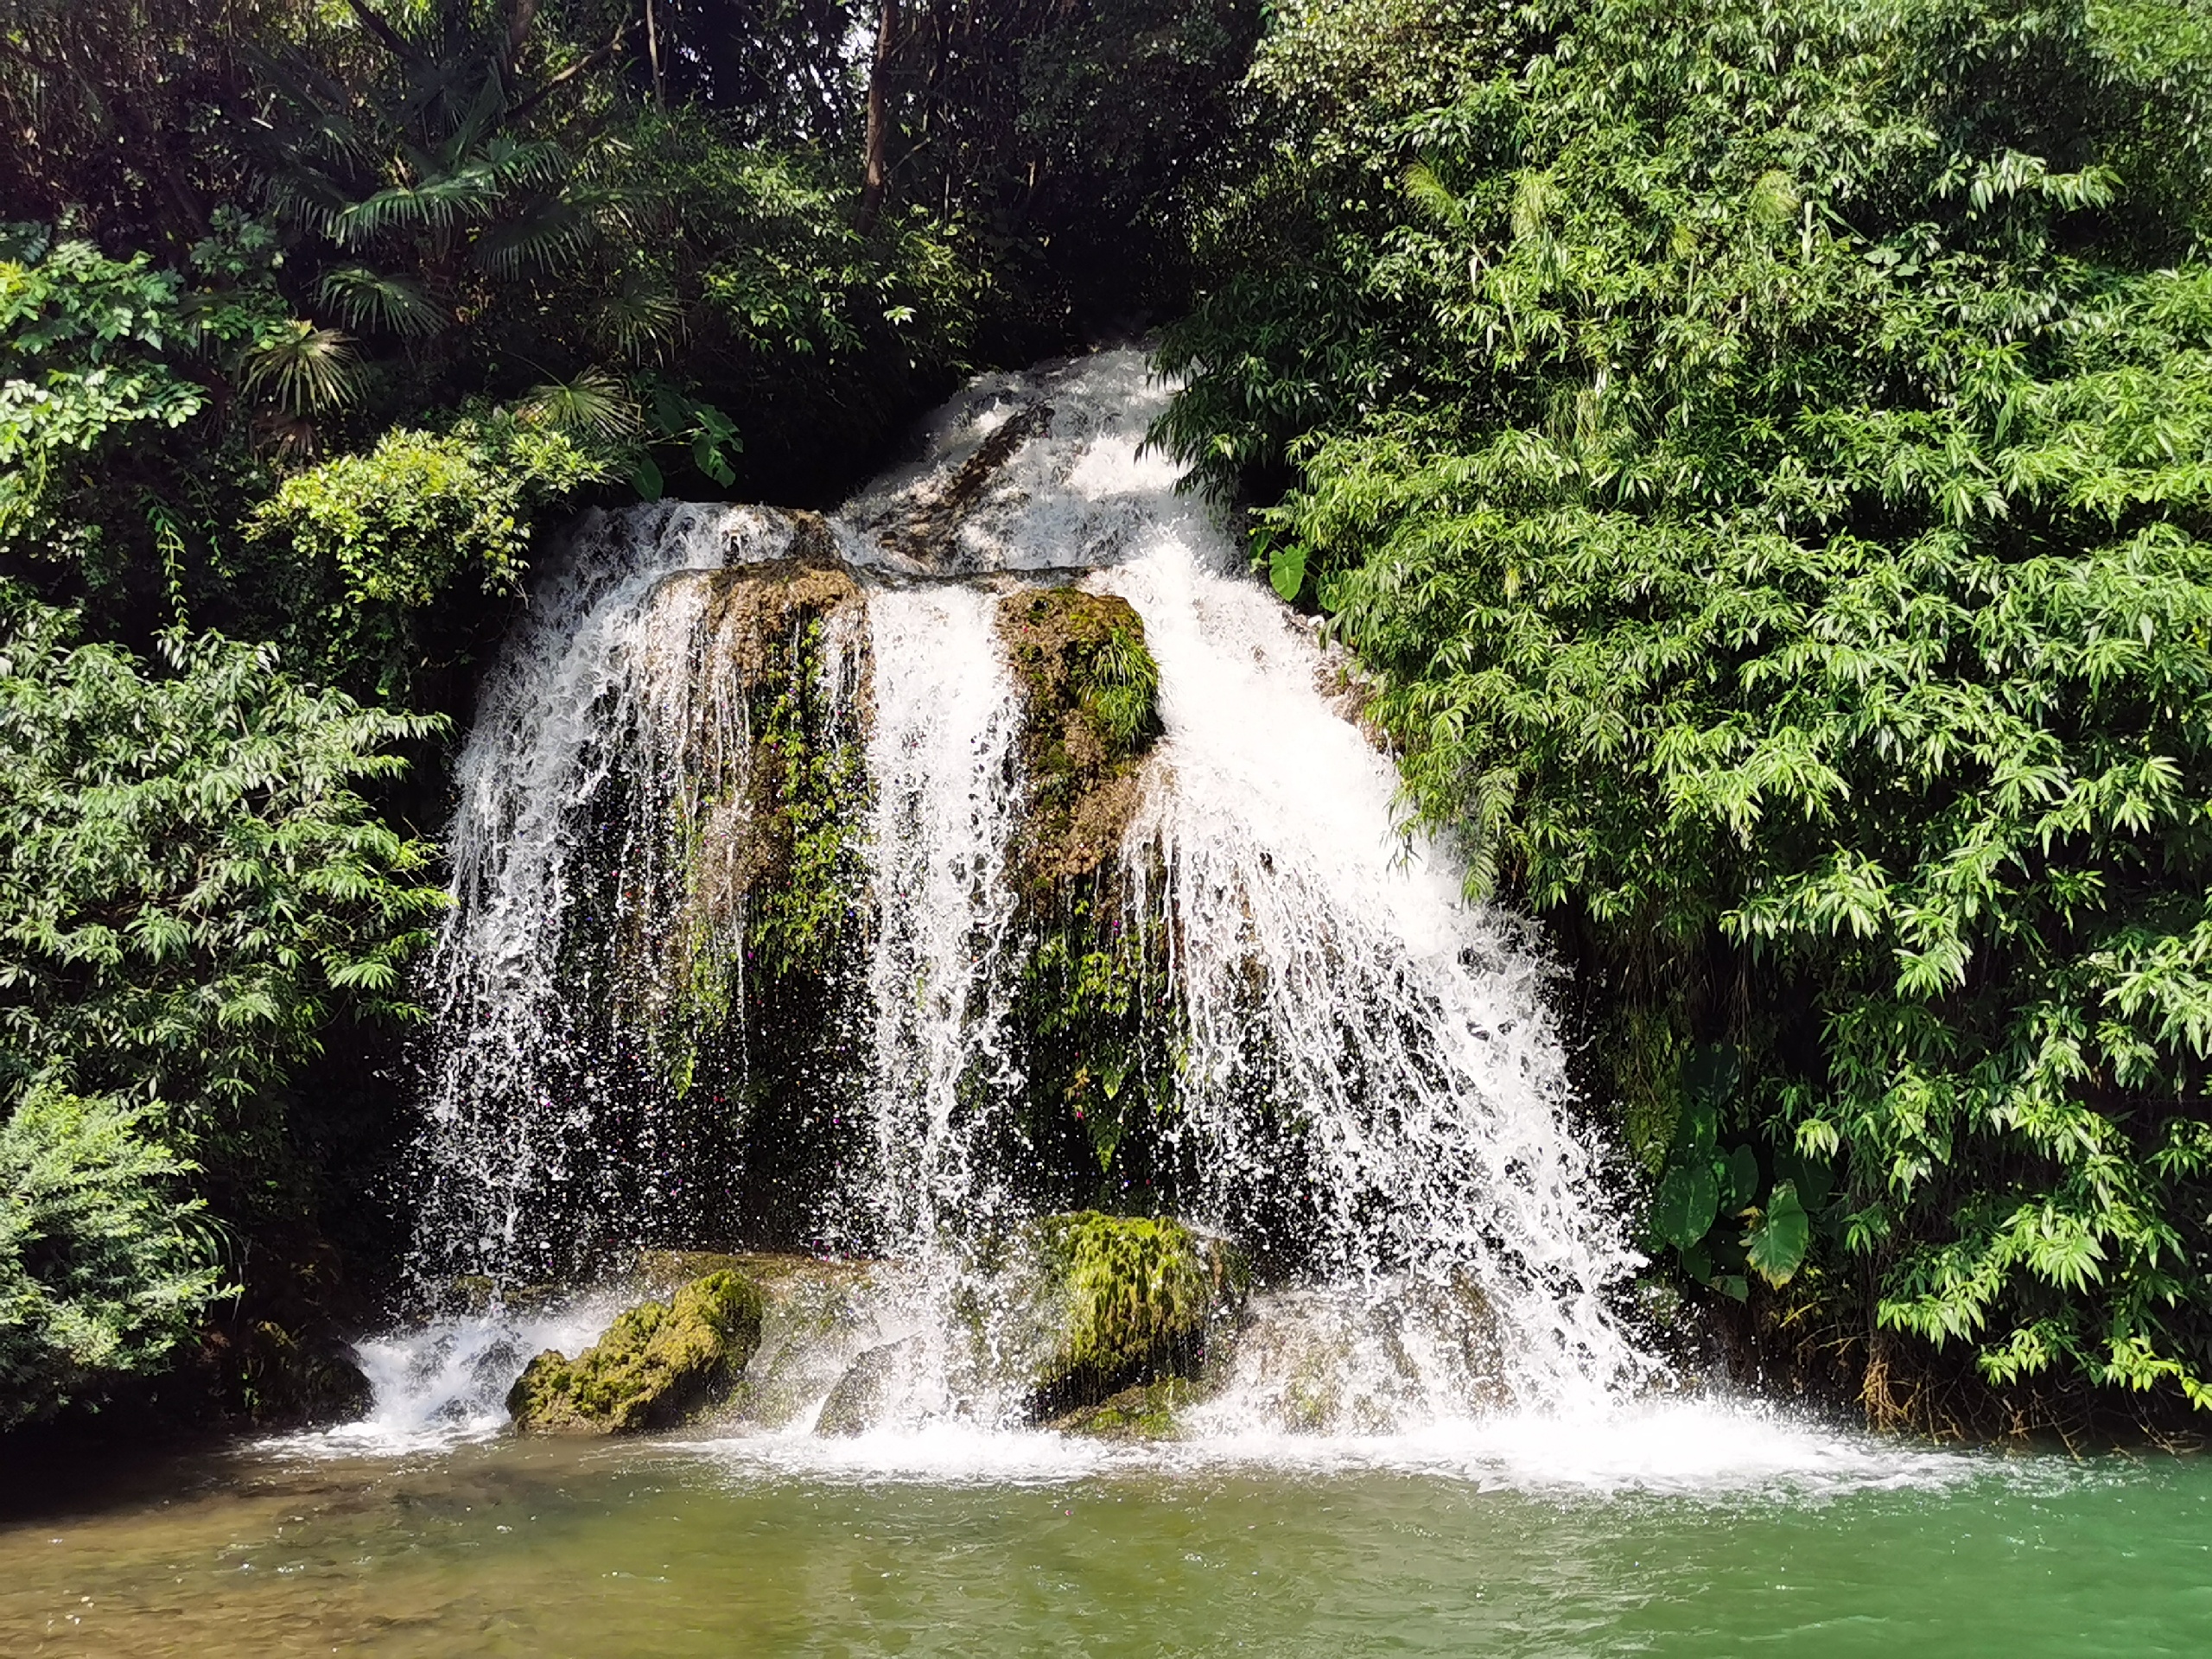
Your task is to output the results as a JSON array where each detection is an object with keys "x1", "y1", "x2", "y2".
[
  {"x1": 632, "y1": 455, "x2": 664, "y2": 501},
  {"x1": 1653, "y1": 1159, "x2": 1719, "y2": 1250},
  {"x1": 1745, "y1": 1181, "x2": 1812, "y2": 1287},
  {"x1": 1270, "y1": 539, "x2": 1306, "y2": 601},
  {"x1": 1670, "y1": 1092, "x2": 1717, "y2": 1161},
  {"x1": 1679, "y1": 1239, "x2": 1712, "y2": 1284},
  {"x1": 1773, "y1": 1147, "x2": 1833, "y2": 1213}
]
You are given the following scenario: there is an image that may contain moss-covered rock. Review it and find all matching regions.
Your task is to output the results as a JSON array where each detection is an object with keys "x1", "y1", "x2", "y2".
[
  {"x1": 999, "y1": 590, "x2": 1179, "y2": 1198},
  {"x1": 1044, "y1": 1376, "x2": 1203, "y2": 1440},
  {"x1": 506, "y1": 1269, "x2": 765, "y2": 1434},
  {"x1": 1010, "y1": 1211, "x2": 1244, "y2": 1414},
  {"x1": 998, "y1": 588, "x2": 1160, "y2": 887},
  {"x1": 632, "y1": 1250, "x2": 891, "y2": 1429}
]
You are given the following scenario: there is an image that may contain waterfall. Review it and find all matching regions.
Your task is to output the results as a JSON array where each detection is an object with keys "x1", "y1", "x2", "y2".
[
  {"x1": 395, "y1": 346, "x2": 1649, "y2": 1437},
  {"x1": 844, "y1": 583, "x2": 1026, "y2": 1252}
]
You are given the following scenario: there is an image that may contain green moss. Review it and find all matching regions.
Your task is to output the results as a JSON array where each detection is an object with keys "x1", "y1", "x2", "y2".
[
  {"x1": 1018, "y1": 878, "x2": 1179, "y2": 1182},
  {"x1": 1022, "y1": 1211, "x2": 1244, "y2": 1407},
  {"x1": 743, "y1": 614, "x2": 868, "y2": 981},
  {"x1": 996, "y1": 590, "x2": 1182, "y2": 1206},
  {"x1": 998, "y1": 588, "x2": 1161, "y2": 887},
  {"x1": 506, "y1": 1270, "x2": 765, "y2": 1434},
  {"x1": 641, "y1": 550, "x2": 869, "y2": 1096}
]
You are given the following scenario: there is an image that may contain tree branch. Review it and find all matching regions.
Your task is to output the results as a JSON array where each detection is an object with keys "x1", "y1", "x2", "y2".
[
  {"x1": 857, "y1": 0, "x2": 903, "y2": 232},
  {"x1": 508, "y1": 19, "x2": 631, "y2": 126},
  {"x1": 343, "y1": 0, "x2": 428, "y2": 69}
]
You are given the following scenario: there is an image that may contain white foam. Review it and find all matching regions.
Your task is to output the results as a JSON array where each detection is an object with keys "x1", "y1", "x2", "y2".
[
  {"x1": 666, "y1": 1396, "x2": 1985, "y2": 1502},
  {"x1": 262, "y1": 1295, "x2": 626, "y2": 1458}
]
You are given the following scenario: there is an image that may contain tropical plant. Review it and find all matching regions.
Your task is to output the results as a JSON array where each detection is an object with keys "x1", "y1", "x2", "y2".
[
  {"x1": 0, "y1": 586, "x2": 445, "y2": 1421},
  {"x1": 247, "y1": 414, "x2": 608, "y2": 690},
  {"x1": 0, "y1": 588, "x2": 446, "y2": 1144}
]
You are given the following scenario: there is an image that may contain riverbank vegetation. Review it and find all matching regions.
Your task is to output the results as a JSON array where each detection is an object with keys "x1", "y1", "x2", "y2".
[
  {"x1": 5, "y1": 0, "x2": 2211, "y2": 1442},
  {"x1": 1160, "y1": 0, "x2": 2212, "y2": 1433}
]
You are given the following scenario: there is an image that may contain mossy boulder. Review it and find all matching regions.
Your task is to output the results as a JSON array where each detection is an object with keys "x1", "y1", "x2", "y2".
[
  {"x1": 632, "y1": 1250, "x2": 891, "y2": 1430},
  {"x1": 998, "y1": 588, "x2": 1160, "y2": 887},
  {"x1": 1011, "y1": 1211, "x2": 1244, "y2": 1414},
  {"x1": 506, "y1": 1269, "x2": 765, "y2": 1434}
]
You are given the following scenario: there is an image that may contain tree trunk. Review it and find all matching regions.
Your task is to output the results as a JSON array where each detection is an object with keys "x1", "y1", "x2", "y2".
[
  {"x1": 645, "y1": 0, "x2": 664, "y2": 109},
  {"x1": 857, "y1": 0, "x2": 901, "y2": 231}
]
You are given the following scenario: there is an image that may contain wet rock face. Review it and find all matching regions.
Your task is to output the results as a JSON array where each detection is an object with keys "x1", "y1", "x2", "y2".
[
  {"x1": 1009, "y1": 1211, "x2": 1246, "y2": 1415},
  {"x1": 861, "y1": 403, "x2": 1057, "y2": 570},
  {"x1": 1042, "y1": 1376, "x2": 1204, "y2": 1440},
  {"x1": 813, "y1": 1338, "x2": 916, "y2": 1437},
  {"x1": 506, "y1": 1270, "x2": 765, "y2": 1434}
]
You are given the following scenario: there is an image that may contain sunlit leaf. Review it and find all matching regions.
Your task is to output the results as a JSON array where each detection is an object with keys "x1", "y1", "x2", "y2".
[{"x1": 1745, "y1": 1182, "x2": 1812, "y2": 1287}]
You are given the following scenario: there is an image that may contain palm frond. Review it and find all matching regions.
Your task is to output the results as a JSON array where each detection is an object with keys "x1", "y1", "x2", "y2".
[
  {"x1": 315, "y1": 266, "x2": 447, "y2": 339},
  {"x1": 334, "y1": 168, "x2": 504, "y2": 245},
  {"x1": 467, "y1": 195, "x2": 589, "y2": 276},
  {"x1": 239, "y1": 321, "x2": 361, "y2": 416},
  {"x1": 590, "y1": 270, "x2": 683, "y2": 363},
  {"x1": 518, "y1": 368, "x2": 641, "y2": 446}
]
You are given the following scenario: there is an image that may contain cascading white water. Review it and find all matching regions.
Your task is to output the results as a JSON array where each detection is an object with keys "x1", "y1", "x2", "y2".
[
  {"x1": 384, "y1": 345, "x2": 1651, "y2": 1444},
  {"x1": 414, "y1": 504, "x2": 812, "y2": 1277},
  {"x1": 1102, "y1": 547, "x2": 1648, "y2": 1411},
  {"x1": 842, "y1": 584, "x2": 1027, "y2": 1254}
]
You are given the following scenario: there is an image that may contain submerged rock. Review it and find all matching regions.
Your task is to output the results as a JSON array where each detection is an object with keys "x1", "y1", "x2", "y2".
[
  {"x1": 1209, "y1": 1273, "x2": 1508, "y2": 1434},
  {"x1": 1044, "y1": 1376, "x2": 1204, "y2": 1440},
  {"x1": 1010, "y1": 1211, "x2": 1245, "y2": 1414},
  {"x1": 813, "y1": 1337, "x2": 917, "y2": 1437},
  {"x1": 506, "y1": 1270, "x2": 765, "y2": 1434}
]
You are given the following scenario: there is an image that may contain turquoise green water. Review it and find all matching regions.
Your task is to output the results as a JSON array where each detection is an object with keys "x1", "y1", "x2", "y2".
[{"x1": 3, "y1": 1416, "x2": 2208, "y2": 1656}]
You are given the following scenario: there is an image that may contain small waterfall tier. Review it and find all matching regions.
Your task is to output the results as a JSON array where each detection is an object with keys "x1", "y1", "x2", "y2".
[{"x1": 405, "y1": 347, "x2": 1649, "y2": 1433}]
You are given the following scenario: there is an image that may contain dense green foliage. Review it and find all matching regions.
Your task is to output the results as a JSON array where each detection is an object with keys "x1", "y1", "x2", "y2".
[
  {"x1": 22, "y1": 0, "x2": 2212, "y2": 1440},
  {"x1": 1162, "y1": 0, "x2": 2212, "y2": 1422},
  {"x1": 0, "y1": 1087, "x2": 220, "y2": 1427},
  {"x1": 0, "y1": 588, "x2": 442, "y2": 1419}
]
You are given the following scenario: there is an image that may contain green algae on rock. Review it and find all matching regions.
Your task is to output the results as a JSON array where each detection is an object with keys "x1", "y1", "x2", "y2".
[
  {"x1": 1014, "y1": 1211, "x2": 1245, "y2": 1414},
  {"x1": 507, "y1": 1270, "x2": 766, "y2": 1434},
  {"x1": 998, "y1": 588, "x2": 1181, "y2": 1195},
  {"x1": 631, "y1": 1250, "x2": 889, "y2": 1430}
]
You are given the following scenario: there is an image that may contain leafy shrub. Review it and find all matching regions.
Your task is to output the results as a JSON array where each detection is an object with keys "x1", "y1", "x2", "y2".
[
  {"x1": 0, "y1": 228, "x2": 213, "y2": 560},
  {"x1": 247, "y1": 419, "x2": 607, "y2": 692},
  {"x1": 252, "y1": 420, "x2": 604, "y2": 605},
  {"x1": 0, "y1": 588, "x2": 444, "y2": 1420},
  {"x1": 0, "y1": 588, "x2": 445, "y2": 1126},
  {"x1": 0, "y1": 1088, "x2": 221, "y2": 1428}
]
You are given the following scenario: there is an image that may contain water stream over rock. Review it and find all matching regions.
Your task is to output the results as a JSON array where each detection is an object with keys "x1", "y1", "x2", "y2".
[{"x1": 376, "y1": 346, "x2": 1649, "y2": 1452}]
